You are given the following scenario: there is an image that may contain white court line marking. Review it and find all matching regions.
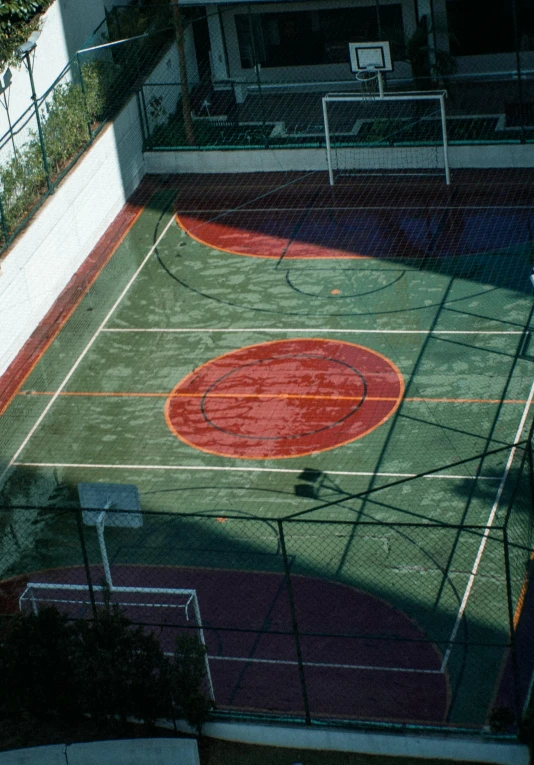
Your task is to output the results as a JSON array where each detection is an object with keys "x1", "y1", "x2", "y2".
[
  {"x1": 103, "y1": 328, "x2": 525, "y2": 335},
  {"x1": 440, "y1": 379, "x2": 534, "y2": 673},
  {"x1": 0, "y1": 212, "x2": 178, "y2": 487},
  {"x1": 207, "y1": 655, "x2": 442, "y2": 674},
  {"x1": 13, "y1": 462, "x2": 500, "y2": 481}
]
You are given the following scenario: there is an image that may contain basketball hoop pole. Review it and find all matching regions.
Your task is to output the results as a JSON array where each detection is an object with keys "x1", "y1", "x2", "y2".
[
  {"x1": 78, "y1": 483, "x2": 143, "y2": 595},
  {"x1": 377, "y1": 70, "x2": 384, "y2": 98},
  {"x1": 96, "y1": 510, "x2": 113, "y2": 591}
]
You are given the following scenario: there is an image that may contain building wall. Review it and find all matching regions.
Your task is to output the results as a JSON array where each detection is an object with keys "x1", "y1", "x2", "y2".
[
  {"x1": 0, "y1": 0, "x2": 109, "y2": 143},
  {"x1": 141, "y1": 30, "x2": 200, "y2": 136},
  {"x1": 213, "y1": 0, "x2": 417, "y2": 87}
]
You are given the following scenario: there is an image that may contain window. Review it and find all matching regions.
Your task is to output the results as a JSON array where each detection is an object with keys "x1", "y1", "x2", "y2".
[
  {"x1": 446, "y1": 0, "x2": 533, "y2": 55},
  {"x1": 235, "y1": 4, "x2": 403, "y2": 68}
]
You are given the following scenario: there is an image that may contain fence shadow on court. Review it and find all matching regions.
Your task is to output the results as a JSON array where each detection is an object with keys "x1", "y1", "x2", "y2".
[{"x1": 0, "y1": 435, "x2": 532, "y2": 734}]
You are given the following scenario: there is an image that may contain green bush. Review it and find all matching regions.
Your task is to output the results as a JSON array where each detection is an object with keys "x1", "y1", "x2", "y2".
[
  {"x1": 0, "y1": 608, "x2": 79, "y2": 720},
  {"x1": 0, "y1": 1, "x2": 55, "y2": 69},
  {"x1": 81, "y1": 60, "x2": 122, "y2": 122},
  {"x1": 0, "y1": 59, "x2": 116, "y2": 235},
  {"x1": 0, "y1": 603, "x2": 213, "y2": 730},
  {"x1": 0, "y1": 146, "x2": 48, "y2": 233},
  {"x1": 73, "y1": 605, "x2": 170, "y2": 726},
  {"x1": 167, "y1": 633, "x2": 214, "y2": 733}
]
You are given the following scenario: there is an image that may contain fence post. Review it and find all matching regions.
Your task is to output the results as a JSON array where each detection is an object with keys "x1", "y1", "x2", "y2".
[
  {"x1": 173, "y1": 1, "x2": 195, "y2": 146},
  {"x1": 502, "y1": 526, "x2": 523, "y2": 727},
  {"x1": 75, "y1": 507, "x2": 98, "y2": 620},
  {"x1": 0, "y1": 194, "x2": 9, "y2": 246},
  {"x1": 247, "y1": 3, "x2": 268, "y2": 147},
  {"x1": 137, "y1": 89, "x2": 148, "y2": 145},
  {"x1": 528, "y1": 439, "x2": 534, "y2": 520},
  {"x1": 511, "y1": 0, "x2": 526, "y2": 143},
  {"x1": 20, "y1": 52, "x2": 52, "y2": 192},
  {"x1": 277, "y1": 519, "x2": 311, "y2": 724}
]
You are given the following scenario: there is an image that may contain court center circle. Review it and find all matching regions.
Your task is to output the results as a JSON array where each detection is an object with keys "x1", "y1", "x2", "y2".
[{"x1": 165, "y1": 339, "x2": 404, "y2": 459}]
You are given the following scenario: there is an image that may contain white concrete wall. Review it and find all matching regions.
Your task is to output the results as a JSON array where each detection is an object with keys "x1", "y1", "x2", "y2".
[
  {"x1": 0, "y1": 0, "x2": 108, "y2": 143},
  {"x1": 0, "y1": 739, "x2": 199, "y2": 765},
  {"x1": 173, "y1": 721, "x2": 529, "y2": 765},
  {"x1": 144, "y1": 142, "x2": 534, "y2": 176},
  {"x1": 141, "y1": 31, "x2": 200, "y2": 135},
  {"x1": 0, "y1": 94, "x2": 144, "y2": 377}
]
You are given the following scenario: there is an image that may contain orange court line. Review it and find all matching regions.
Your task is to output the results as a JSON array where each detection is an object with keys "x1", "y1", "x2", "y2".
[
  {"x1": 513, "y1": 551, "x2": 534, "y2": 629},
  {"x1": 18, "y1": 390, "x2": 528, "y2": 405},
  {"x1": 0, "y1": 192, "x2": 148, "y2": 416}
]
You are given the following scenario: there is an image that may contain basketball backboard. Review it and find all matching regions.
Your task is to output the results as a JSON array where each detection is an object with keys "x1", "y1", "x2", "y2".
[
  {"x1": 349, "y1": 41, "x2": 393, "y2": 73},
  {"x1": 78, "y1": 482, "x2": 143, "y2": 528}
]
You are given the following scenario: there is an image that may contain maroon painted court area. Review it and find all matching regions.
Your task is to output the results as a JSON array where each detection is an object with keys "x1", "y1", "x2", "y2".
[
  {"x1": 1, "y1": 564, "x2": 449, "y2": 724},
  {"x1": 165, "y1": 339, "x2": 404, "y2": 459},
  {"x1": 174, "y1": 170, "x2": 534, "y2": 261}
]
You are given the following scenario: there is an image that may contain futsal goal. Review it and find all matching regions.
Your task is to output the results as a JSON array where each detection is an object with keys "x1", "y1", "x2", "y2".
[
  {"x1": 322, "y1": 41, "x2": 450, "y2": 186},
  {"x1": 19, "y1": 581, "x2": 215, "y2": 700}
]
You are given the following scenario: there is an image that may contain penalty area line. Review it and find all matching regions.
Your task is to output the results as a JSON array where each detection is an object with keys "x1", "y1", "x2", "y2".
[
  {"x1": 102, "y1": 328, "x2": 526, "y2": 335},
  {"x1": 207, "y1": 655, "x2": 443, "y2": 673},
  {"x1": 0, "y1": 211, "x2": 178, "y2": 488},
  {"x1": 13, "y1": 462, "x2": 500, "y2": 481}
]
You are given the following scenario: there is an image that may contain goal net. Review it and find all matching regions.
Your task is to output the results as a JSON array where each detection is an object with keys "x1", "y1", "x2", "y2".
[
  {"x1": 322, "y1": 90, "x2": 450, "y2": 186},
  {"x1": 19, "y1": 582, "x2": 215, "y2": 700}
]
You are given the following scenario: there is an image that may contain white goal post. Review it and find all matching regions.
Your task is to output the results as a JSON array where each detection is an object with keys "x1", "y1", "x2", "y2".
[
  {"x1": 19, "y1": 582, "x2": 215, "y2": 701},
  {"x1": 322, "y1": 90, "x2": 451, "y2": 186}
]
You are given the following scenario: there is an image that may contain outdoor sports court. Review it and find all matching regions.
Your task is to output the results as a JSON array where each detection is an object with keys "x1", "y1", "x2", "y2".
[{"x1": 1, "y1": 168, "x2": 534, "y2": 731}]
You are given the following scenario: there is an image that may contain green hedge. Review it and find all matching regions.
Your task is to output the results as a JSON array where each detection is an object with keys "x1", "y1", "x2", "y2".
[
  {"x1": 0, "y1": 59, "x2": 119, "y2": 236},
  {"x1": 0, "y1": 1, "x2": 55, "y2": 70},
  {"x1": 0, "y1": 603, "x2": 214, "y2": 731}
]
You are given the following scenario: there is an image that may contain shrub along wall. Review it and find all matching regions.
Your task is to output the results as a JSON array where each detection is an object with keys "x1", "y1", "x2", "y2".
[{"x1": 0, "y1": 605, "x2": 213, "y2": 731}]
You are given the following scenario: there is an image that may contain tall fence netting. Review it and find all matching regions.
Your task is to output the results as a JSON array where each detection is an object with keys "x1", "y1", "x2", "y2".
[{"x1": 0, "y1": 437, "x2": 532, "y2": 733}]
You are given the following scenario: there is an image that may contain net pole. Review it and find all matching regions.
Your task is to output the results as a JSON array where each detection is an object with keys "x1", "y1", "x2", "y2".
[
  {"x1": 76, "y1": 508, "x2": 98, "y2": 619},
  {"x1": 278, "y1": 519, "x2": 311, "y2": 724},
  {"x1": 191, "y1": 594, "x2": 215, "y2": 702},
  {"x1": 322, "y1": 97, "x2": 334, "y2": 186},
  {"x1": 503, "y1": 526, "x2": 523, "y2": 726},
  {"x1": 439, "y1": 93, "x2": 451, "y2": 186},
  {"x1": 96, "y1": 512, "x2": 113, "y2": 591}
]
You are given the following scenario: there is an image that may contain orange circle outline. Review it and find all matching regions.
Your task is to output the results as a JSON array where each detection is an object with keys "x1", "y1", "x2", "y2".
[{"x1": 164, "y1": 338, "x2": 404, "y2": 460}]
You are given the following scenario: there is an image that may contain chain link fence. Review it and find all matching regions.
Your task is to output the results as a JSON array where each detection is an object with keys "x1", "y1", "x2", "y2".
[
  {"x1": 0, "y1": 437, "x2": 532, "y2": 733},
  {"x1": 1, "y1": 1, "x2": 533, "y2": 250},
  {"x1": 0, "y1": 3, "x2": 175, "y2": 252},
  {"x1": 141, "y1": 0, "x2": 534, "y2": 150}
]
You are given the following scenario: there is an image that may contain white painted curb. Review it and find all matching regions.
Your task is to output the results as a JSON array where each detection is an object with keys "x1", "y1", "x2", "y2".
[
  {"x1": 173, "y1": 720, "x2": 530, "y2": 765},
  {"x1": 0, "y1": 738, "x2": 199, "y2": 765}
]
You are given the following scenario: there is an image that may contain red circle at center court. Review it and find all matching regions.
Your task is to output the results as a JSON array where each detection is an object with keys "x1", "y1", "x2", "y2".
[{"x1": 165, "y1": 339, "x2": 404, "y2": 460}]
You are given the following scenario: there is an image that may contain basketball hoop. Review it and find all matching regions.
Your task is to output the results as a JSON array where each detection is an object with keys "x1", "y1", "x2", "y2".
[
  {"x1": 355, "y1": 67, "x2": 379, "y2": 82},
  {"x1": 355, "y1": 66, "x2": 384, "y2": 98}
]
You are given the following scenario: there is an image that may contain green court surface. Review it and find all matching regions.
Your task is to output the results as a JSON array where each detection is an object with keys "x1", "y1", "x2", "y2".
[{"x1": 1, "y1": 175, "x2": 533, "y2": 730}]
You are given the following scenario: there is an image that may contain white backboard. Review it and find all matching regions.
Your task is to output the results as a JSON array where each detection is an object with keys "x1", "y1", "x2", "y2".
[
  {"x1": 349, "y1": 41, "x2": 393, "y2": 73},
  {"x1": 78, "y1": 482, "x2": 143, "y2": 528}
]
